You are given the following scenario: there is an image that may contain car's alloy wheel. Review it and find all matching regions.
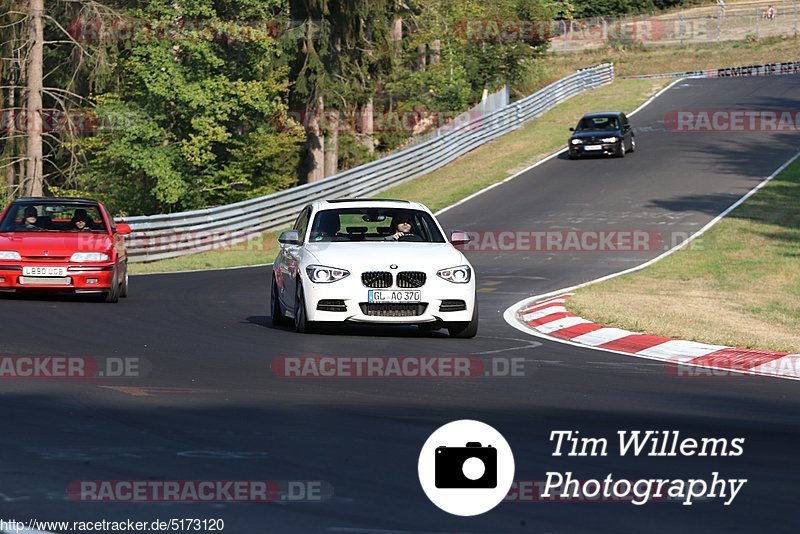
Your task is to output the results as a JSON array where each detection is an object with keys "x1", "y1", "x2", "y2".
[
  {"x1": 617, "y1": 142, "x2": 626, "y2": 158},
  {"x1": 271, "y1": 274, "x2": 289, "y2": 326},
  {"x1": 447, "y1": 300, "x2": 478, "y2": 338},
  {"x1": 104, "y1": 267, "x2": 120, "y2": 303},
  {"x1": 119, "y1": 263, "x2": 129, "y2": 298}
]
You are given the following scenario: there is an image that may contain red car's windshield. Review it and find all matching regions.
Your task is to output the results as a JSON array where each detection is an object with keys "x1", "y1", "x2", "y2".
[{"x1": 0, "y1": 203, "x2": 107, "y2": 233}]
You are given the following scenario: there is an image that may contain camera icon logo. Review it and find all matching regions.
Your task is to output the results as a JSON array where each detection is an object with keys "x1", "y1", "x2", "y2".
[
  {"x1": 418, "y1": 420, "x2": 514, "y2": 516},
  {"x1": 435, "y1": 442, "x2": 497, "y2": 488}
]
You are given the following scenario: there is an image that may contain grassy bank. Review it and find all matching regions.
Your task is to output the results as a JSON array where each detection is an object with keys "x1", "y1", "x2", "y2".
[
  {"x1": 517, "y1": 35, "x2": 799, "y2": 96},
  {"x1": 568, "y1": 157, "x2": 800, "y2": 353}
]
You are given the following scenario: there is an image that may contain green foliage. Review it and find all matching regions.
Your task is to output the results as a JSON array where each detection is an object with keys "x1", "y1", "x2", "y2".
[{"x1": 70, "y1": 0, "x2": 303, "y2": 214}]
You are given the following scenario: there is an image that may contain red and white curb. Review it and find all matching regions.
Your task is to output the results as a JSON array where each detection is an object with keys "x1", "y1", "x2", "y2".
[{"x1": 514, "y1": 293, "x2": 800, "y2": 381}]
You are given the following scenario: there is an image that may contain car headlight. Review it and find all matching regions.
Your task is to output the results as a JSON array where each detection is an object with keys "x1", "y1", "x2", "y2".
[
  {"x1": 70, "y1": 252, "x2": 109, "y2": 262},
  {"x1": 570, "y1": 139, "x2": 583, "y2": 145},
  {"x1": 437, "y1": 265, "x2": 471, "y2": 283},
  {"x1": 601, "y1": 137, "x2": 619, "y2": 143},
  {"x1": 306, "y1": 264, "x2": 350, "y2": 283},
  {"x1": 0, "y1": 251, "x2": 21, "y2": 261}
]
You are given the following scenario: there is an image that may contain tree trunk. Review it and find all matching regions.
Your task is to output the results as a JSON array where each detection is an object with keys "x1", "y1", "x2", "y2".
[
  {"x1": 429, "y1": 39, "x2": 441, "y2": 65},
  {"x1": 25, "y1": 0, "x2": 44, "y2": 197},
  {"x1": 416, "y1": 44, "x2": 427, "y2": 70},
  {"x1": 4, "y1": 85, "x2": 15, "y2": 197},
  {"x1": 324, "y1": 111, "x2": 338, "y2": 177},
  {"x1": 305, "y1": 94, "x2": 325, "y2": 183},
  {"x1": 391, "y1": 17, "x2": 403, "y2": 42},
  {"x1": 360, "y1": 96, "x2": 374, "y2": 157}
]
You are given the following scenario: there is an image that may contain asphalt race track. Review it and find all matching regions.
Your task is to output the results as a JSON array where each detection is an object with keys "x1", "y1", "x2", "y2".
[{"x1": 1, "y1": 76, "x2": 799, "y2": 533}]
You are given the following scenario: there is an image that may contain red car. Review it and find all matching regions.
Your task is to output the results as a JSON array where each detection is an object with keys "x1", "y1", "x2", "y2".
[{"x1": 0, "y1": 198, "x2": 131, "y2": 302}]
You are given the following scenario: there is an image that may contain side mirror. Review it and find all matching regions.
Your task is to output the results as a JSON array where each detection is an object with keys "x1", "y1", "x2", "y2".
[
  {"x1": 115, "y1": 223, "x2": 132, "y2": 235},
  {"x1": 450, "y1": 231, "x2": 471, "y2": 246},
  {"x1": 279, "y1": 230, "x2": 300, "y2": 245},
  {"x1": 569, "y1": 127, "x2": 575, "y2": 131}
]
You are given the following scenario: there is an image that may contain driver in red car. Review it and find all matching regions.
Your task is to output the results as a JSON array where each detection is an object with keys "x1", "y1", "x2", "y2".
[{"x1": 71, "y1": 208, "x2": 94, "y2": 231}]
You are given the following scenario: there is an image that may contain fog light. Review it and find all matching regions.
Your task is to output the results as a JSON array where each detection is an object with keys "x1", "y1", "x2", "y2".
[{"x1": 87, "y1": 278, "x2": 99, "y2": 285}]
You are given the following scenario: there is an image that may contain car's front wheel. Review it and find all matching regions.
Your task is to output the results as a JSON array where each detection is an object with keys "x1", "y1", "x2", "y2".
[
  {"x1": 119, "y1": 262, "x2": 129, "y2": 298},
  {"x1": 294, "y1": 283, "x2": 316, "y2": 334},
  {"x1": 271, "y1": 274, "x2": 289, "y2": 326},
  {"x1": 629, "y1": 135, "x2": 636, "y2": 153},
  {"x1": 616, "y1": 142, "x2": 626, "y2": 158},
  {"x1": 104, "y1": 267, "x2": 120, "y2": 303},
  {"x1": 447, "y1": 302, "x2": 478, "y2": 338}
]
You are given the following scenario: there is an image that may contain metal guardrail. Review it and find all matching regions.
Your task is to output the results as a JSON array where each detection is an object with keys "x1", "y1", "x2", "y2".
[{"x1": 120, "y1": 63, "x2": 614, "y2": 262}]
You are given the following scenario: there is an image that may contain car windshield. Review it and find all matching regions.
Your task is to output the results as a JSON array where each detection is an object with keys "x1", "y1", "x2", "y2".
[
  {"x1": 0, "y1": 202, "x2": 107, "y2": 233},
  {"x1": 576, "y1": 116, "x2": 619, "y2": 131},
  {"x1": 308, "y1": 208, "x2": 446, "y2": 243}
]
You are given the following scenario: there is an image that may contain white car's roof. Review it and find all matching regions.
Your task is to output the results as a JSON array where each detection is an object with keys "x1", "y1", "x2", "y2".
[{"x1": 312, "y1": 199, "x2": 431, "y2": 213}]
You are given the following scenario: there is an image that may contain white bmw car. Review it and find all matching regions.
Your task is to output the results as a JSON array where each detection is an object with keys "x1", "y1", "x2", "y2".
[{"x1": 271, "y1": 199, "x2": 477, "y2": 337}]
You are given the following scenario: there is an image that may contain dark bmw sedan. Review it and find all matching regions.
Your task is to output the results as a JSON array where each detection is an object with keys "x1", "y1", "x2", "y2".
[{"x1": 568, "y1": 111, "x2": 635, "y2": 159}]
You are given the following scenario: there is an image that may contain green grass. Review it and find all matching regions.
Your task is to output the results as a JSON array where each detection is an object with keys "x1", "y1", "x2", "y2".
[
  {"x1": 129, "y1": 230, "x2": 283, "y2": 274},
  {"x1": 568, "y1": 157, "x2": 800, "y2": 353}
]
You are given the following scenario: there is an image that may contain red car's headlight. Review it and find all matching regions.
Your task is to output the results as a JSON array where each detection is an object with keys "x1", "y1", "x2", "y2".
[
  {"x1": 70, "y1": 252, "x2": 110, "y2": 262},
  {"x1": 0, "y1": 251, "x2": 21, "y2": 260}
]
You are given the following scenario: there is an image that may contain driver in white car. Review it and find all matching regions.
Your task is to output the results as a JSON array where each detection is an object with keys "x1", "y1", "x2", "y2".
[{"x1": 386, "y1": 215, "x2": 415, "y2": 241}]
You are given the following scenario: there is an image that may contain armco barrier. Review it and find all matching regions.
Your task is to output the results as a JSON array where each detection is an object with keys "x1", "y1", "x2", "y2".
[{"x1": 119, "y1": 63, "x2": 613, "y2": 262}]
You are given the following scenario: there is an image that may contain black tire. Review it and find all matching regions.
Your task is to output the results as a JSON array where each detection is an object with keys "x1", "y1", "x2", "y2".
[
  {"x1": 629, "y1": 135, "x2": 636, "y2": 153},
  {"x1": 447, "y1": 302, "x2": 478, "y2": 338},
  {"x1": 616, "y1": 142, "x2": 626, "y2": 158},
  {"x1": 271, "y1": 274, "x2": 289, "y2": 326},
  {"x1": 294, "y1": 283, "x2": 316, "y2": 334},
  {"x1": 119, "y1": 262, "x2": 129, "y2": 298},
  {"x1": 104, "y1": 268, "x2": 120, "y2": 303}
]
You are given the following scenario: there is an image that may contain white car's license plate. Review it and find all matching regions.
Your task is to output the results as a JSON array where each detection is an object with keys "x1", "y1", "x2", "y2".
[
  {"x1": 23, "y1": 266, "x2": 67, "y2": 277},
  {"x1": 368, "y1": 290, "x2": 421, "y2": 303},
  {"x1": 584, "y1": 145, "x2": 602, "y2": 151}
]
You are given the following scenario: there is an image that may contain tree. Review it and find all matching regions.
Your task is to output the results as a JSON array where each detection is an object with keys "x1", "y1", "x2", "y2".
[{"x1": 72, "y1": 0, "x2": 304, "y2": 214}]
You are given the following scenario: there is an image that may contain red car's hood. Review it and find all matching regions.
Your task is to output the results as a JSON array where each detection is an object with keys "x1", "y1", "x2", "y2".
[{"x1": 0, "y1": 232, "x2": 113, "y2": 256}]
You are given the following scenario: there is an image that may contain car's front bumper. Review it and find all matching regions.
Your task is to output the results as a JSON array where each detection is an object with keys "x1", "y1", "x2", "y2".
[
  {"x1": 568, "y1": 140, "x2": 621, "y2": 157},
  {"x1": 301, "y1": 274, "x2": 476, "y2": 324},
  {"x1": 0, "y1": 263, "x2": 115, "y2": 292}
]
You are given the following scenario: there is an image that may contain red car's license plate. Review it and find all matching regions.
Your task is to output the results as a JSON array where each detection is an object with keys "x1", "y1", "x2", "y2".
[{"x1": 23, "y1": 266, "x2": 67, "y2": 277}]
